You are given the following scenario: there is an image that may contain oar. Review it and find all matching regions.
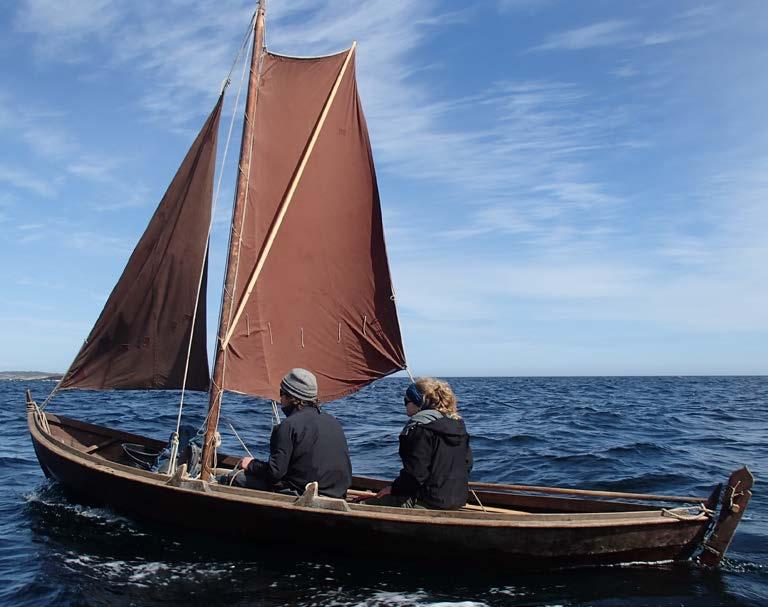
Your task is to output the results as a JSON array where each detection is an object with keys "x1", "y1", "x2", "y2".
[
  {"x1": 468, "y1": 481, "x2": 709, "y2": 504},
  {"x1": 345, "y1": 488, "x2": 529, "y2": 514}
]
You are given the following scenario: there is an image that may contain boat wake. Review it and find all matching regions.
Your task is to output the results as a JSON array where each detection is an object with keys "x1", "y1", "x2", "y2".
[
  {"x1": 325, "y1": 591, "x2": 489, "y2": 607},
  {"x1": 23, "y1": 483, "x2": 143, "y2": 535},
  {"x1": 59, "y1": 554, "x2": 233, "y2": 587},
  {"x1": 719, "y1": 558, "x2": 766, "y2": 574}
]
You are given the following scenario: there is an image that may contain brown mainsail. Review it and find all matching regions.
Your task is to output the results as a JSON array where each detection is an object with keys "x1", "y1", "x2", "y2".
[
  {"x1": 219, "y1": 50, "x2": 406, "y2": 402},
  {"x1": 60, "y1": 96, "x2": 224, "y2": 392}
]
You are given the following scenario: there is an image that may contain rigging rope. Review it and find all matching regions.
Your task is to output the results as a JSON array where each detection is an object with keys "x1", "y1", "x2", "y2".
[
  {"x1": 224, "y1": 11, "x2": 258, "y2": 86},
  {"x1": 227, "y1": 421, "x2": 254, "y2": 458},
  {"x1": 470, "y1": 488, "x2": 487, "y2": 512},
  {"x1": 40, "y1": 342, "x2": 83, "y2": 410}
]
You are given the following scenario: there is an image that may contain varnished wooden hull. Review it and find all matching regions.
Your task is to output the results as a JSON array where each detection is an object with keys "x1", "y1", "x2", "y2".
[{"x1": 27, "y1": 406, "x2": 749, "y2": 569}]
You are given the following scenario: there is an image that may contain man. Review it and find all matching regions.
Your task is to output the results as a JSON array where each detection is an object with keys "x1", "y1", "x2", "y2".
[{"x1": 228, "y1": 368, "x2": 352, "y2": 498}]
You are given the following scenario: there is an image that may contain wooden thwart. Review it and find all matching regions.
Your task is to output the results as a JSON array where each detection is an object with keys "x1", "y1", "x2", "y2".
[{"x1": 84, "y1": 437, "x2": 119, "y2": 454}]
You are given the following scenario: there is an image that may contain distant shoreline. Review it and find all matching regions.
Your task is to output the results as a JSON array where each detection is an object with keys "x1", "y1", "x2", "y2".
[{"x1": 0, "y1": 372, "x2": 63, "y2": 381}]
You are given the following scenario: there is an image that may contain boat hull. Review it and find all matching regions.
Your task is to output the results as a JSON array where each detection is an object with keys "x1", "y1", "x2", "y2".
[{"x1": 27, "y1": 408, "x2": 719, "y2": 569}]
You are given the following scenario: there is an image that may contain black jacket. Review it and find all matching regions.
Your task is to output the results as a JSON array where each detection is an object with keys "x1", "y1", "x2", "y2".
[
  {"x1": 247, "y1": 406, "x2": 352, "y2": 498},
  {"x1": 390, "y1": 410, "x2": 472, "y2": 510}
]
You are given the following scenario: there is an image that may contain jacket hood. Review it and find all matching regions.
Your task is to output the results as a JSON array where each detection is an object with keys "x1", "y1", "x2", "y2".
[{"x1": 402, "y1": 410, "x2": 467, "y2": 445}]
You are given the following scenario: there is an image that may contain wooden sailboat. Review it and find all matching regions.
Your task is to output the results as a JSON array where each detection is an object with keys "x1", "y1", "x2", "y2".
[{"x1": 26, "y1": 1, "x2": 753, "y2": 569}]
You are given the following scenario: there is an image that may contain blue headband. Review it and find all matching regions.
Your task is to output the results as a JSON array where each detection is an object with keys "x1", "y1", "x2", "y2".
[{"x1": 405, "y1": 383, "x2": 424, "y2": 408}]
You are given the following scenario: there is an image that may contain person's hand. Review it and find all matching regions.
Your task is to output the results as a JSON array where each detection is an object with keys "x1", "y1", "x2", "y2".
[
  {"x1": 375, "y1": 485, "x2": 392, "y2": 498},
  {"x1": 239, "y1": 456, "x2": 254, "y2": 470}
]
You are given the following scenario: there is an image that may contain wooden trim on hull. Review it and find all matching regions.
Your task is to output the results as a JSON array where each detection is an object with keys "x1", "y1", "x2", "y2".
[{"x1": 27, "y1": 410, "x2": 717, "y2": 568}]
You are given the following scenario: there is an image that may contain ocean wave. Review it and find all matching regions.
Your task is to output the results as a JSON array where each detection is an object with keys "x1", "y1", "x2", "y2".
[
  {"x1": 590, "y1": 472, "x2": 693, "y2": 494},
  {"x1": 602, "y1": 442, "x2": 673, "y2": 457}
]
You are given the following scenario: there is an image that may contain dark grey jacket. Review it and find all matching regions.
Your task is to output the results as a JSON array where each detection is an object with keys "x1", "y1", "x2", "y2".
[{"x1": 247, "y1": 406, "x2": 352, "y2": 498}]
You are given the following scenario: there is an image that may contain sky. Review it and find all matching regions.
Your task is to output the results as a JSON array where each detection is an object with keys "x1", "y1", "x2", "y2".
[{"x1": 0, "y1": 0, "x2": 766, "y2": 376}]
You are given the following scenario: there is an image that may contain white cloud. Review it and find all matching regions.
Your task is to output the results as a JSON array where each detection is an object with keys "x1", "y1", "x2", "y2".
[
  {"x1": 67, "y1": 156, "x2": 119, "y2": 182},
  {"x1": 531, "y1": 9, "x2": 715, "y2": 53},
  {"x1": 532, "y1": 181, "x2": 620, "y2": 207},
  {"x1": 498, "y1": 0, "x2": 554, "y2": 13},
  {"x1": 16, "y1": 277, "x2": 65, "y2": 289},
  {"x1": 532, "y1": 20, "x2": 634, "y2": 51},
  {"x1": 0, "y1": 165, "x2": 55, "y2": 197},
  {"x1": 14, "y1": 0, "x2": 120, "y2": 60},
  {"x1": 13, "y1": 221, "x2": 56, "y2": 244},
  {"x1": 20, "y1": 124, "x2": 78, "y2": 159},
  {"x1": 441, "y1": 206, "x2": 534, "y2": 239},
  {"x1": 66, "y1": 230, "x2": 133, "y2": 255},
  {"x1": 91, "y1": 189, "x2": 151, "y2": 212},
  {"x1": 393, "y1": 146, "x2": 768, "y2": 337},
  {"x1": 0, "y1": 95, "x2": 119, "y2": 184},
  {"x1": 15, "y1": 0, "x2": 118, "y2": 34},
  {"x1": 0, "y1": 315, "x2": 91, "y2": 336},
  {"x1": 17, "y1": 232, "x2": 45, "y2": 244},
  {"x1": 612, "y1": 64, "x2": 638, "y2": 79},
  {"x1": 0, "y1": 298, "x2": 55, "y2": 313}
]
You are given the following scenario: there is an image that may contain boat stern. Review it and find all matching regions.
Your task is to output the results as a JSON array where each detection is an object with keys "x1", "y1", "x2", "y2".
[{"x1": 698, "y1": 466, "x2": 755, "y2": 566}]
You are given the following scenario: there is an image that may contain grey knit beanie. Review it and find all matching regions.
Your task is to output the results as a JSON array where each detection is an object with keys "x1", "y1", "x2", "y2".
[{"x1": 280, "y1": 368, "x2": 318, "y2": 402}]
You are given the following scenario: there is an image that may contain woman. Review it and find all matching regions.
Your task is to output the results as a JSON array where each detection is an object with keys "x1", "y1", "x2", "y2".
[{"x1": 366, "y1": 377, "x2": 472, "y2": 510}]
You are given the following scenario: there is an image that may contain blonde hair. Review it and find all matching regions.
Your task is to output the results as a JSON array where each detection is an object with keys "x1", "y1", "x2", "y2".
[{"x1": 415, "y1": 377, "x2": 460, "y2": 420}]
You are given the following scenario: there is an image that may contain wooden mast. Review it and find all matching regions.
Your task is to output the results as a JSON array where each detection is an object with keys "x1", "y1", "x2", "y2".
[{"x1": 200, "y1": 0, "x2": 266, "y2": 481}]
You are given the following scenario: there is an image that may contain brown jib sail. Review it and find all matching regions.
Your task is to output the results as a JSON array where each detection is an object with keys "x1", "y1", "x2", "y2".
[
  {"x1": 60, "y1": 96, "x2": 223, "y2": 392},
  {"x1": 221, "y1": 50, "x2": 406, "y2": 402}
]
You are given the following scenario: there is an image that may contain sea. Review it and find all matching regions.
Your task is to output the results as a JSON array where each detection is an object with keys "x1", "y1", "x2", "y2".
[{"x1": 0, "y1": 376, "x2": 765, "y2": 606}]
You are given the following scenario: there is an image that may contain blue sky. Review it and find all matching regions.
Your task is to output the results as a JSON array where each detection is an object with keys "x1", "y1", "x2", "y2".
[{"x1": 1, "y1": 0, "x2": 766, "y2": 376}]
